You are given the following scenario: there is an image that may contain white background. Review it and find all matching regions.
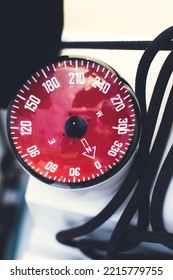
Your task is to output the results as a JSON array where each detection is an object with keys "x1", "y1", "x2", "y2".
[{"x1": 63, "y1": 0, "x2": 173, "y2": 41}]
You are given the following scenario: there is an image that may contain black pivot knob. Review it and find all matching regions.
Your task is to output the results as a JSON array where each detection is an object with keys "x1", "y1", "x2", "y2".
[{"x1": 64, "y1": 116, "x2": 87, "y2": 138}]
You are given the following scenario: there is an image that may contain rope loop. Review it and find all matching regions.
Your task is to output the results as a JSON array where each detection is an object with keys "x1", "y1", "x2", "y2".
[{"x1": 56, "y1": 26, "x2": 173, "y2": 259}]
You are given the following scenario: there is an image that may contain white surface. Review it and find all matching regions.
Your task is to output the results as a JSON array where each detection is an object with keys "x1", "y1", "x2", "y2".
[{"x1": 63, "y1": 0, "x2": 173, "y2": 41}]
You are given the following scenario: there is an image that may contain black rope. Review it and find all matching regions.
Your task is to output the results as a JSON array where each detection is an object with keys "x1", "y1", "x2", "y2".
[{"x1": 56, "y1": 26, "x2": 173, "y2": 259}]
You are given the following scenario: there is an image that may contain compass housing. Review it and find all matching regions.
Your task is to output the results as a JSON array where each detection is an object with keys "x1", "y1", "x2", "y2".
[{"x1": 7, "y1": 56, "x2": 141, "y2": 190}]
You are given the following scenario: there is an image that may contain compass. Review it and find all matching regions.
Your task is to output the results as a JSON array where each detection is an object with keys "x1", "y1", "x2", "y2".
[{"x1": 7, "y1": 56, "x2": 141, "y2": 189}]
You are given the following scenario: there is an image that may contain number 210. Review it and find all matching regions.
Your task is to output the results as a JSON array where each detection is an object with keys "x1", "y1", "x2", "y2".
[{"x1": 69, "y1": 72, "x2": 85, "y2": 84}]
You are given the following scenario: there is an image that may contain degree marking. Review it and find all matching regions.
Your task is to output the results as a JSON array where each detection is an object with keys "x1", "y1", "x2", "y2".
[
  {"x1": 16, "y1": 146, "x2": 22, "y2": 149},
  {"x1": 17, "y1": 94, "x2": 26, "y2": 101},
  {"x1": 96, "y1": 64, "x2": 100, "y2": 72},
  {"x1": 120, "y1": 85, "x2": 125, "y2": 91},
  {"x1": 75, "y1": 59, "x2": 78, "y2": 69},
  {"x1": 64, "y1": 60, "x2": 67, "y2": 68},
  {"x1": 11, "y1": 126, "x2": 19, "y2": 130},
  {"x1": 104, "y1": 70, "x2": 110, "y2": 79},
  {"x1": 24, "y1": 85, "x2": 29, "y2": 90},
  {"x1": 21, "y1": 154, "x2": 28, "y2": 158},
  {"x1": 52, "y1": 64, "x2": 57, "y2": 72},
  {"x1": 41, "y1": 69, "x2": 48, "y2": 78},
  {"x1": 31, "y1": 75, "x2": 37, "y2": 82},
  {"x1": 12, "y1": 105, "x2": 19, "y2": 109}
]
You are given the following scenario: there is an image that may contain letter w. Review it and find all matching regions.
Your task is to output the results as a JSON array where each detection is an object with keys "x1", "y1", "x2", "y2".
[{"x1": 96, "y1": 110, "x2": 104, "y2": 117}]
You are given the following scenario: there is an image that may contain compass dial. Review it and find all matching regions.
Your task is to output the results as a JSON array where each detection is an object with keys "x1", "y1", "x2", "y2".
[{"x1": 7, "y1": 56, "x2": 141, "y2": 188}]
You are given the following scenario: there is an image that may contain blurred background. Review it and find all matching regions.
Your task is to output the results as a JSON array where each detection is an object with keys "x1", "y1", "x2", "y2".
[{"x1": 0, "y1": 0, "x2": 173, "y2": 259}]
